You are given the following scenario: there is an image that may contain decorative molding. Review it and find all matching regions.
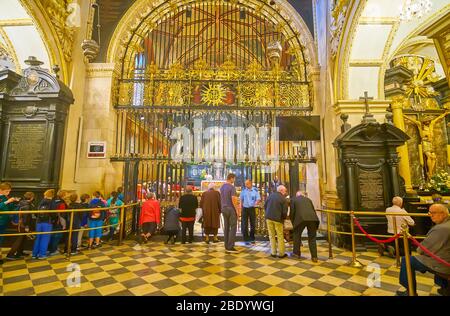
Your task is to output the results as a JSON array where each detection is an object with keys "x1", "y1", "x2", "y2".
[
  {"x1": 22, "y1": 105, "x2": 39, "y2": 118},
  {"x1": 86, "y1": 63, "x2": 120, "y2": 78},
  {"x1": 419, "y1": 10, "x2": 450, "y2": 87},
  {"x1": 378, "y1": 21, "x2": 401, "y2": 99},
  {"x1": 0, "y1": 19, "x2": 34, "y2": 27},
  {"x1": 36, "y1": 0, "x2": 75, "y2": 63},
  {"x1": 18, "y1": 0, "x2": 68, "y2": 83},
  {"x1": 359, "y1": 17, "x2": 397, "y2": 25},
  {"x1": 341, "y1": 0, "x2": 367, "y2": 100},
  {"x1": 330, "y1": 0, "x2": 351, "y2": 59},
  {"x1": 333, "y1": 99, "x2": 390, "y2": 115},
  {"x1": 0, "y1": 27, "x2": 21, "y2": 72},
  {"x1": 349, "y1": 60, "x2": 383, "y2": 67}
]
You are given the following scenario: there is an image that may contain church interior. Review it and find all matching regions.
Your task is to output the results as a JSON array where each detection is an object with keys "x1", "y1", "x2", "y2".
[{"x1": 0, "y1": 0, "x2": 449, "y2": 297}]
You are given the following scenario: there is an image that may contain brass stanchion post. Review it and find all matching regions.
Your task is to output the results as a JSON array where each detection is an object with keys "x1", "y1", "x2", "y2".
[
  {"x1": 327, "y1": 211, "x2": 333, "y2": 259},
  {"x1": 347, "y1": 211, "x2": 363, "y2": 268},
  {"x1": 393, "y1": 216, "x2": 400, "y2": 268},
  {"x1": 67, "y1": 211, "x2": 74, "y2": 260},
  {"x1": 118, "y1": 205, "x2": 126, "y2": 246},
  {"x1": 402, "y1": 224, "x2": 415, "y2": 296}
]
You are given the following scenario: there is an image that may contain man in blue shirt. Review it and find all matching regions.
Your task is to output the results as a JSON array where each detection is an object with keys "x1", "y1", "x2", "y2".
[{"x1": 240, "y1": 180, "x2": 261, "y2": 243}]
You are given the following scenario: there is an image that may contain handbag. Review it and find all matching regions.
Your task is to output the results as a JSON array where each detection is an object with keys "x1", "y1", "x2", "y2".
[{"x1": 283, "y1": 219, "x2": 293, "y2": 231}]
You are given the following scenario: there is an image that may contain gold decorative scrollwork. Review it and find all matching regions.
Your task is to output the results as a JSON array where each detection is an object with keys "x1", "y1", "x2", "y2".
[
  {"x1": 239, "y1": 83, "x2": 273, "y2": 107},
  {"x1": 116, "y1": 58, "x2": 311, "y2": 108},
  {"x1": 155, "y1": 82, "x2": 189, "y2": 106},
  {"x1": 279, "y1": 84, "x2": 309, "y2": 107},
  {"x1": 119, "y1": 82, "x2": 132, "y2": 106},
  {"x1": 38, "y1": 0, "x2": 75, "y2": 62},
  {"x1": 202, "y1": 83, "x2": 227, "y2": 106}
]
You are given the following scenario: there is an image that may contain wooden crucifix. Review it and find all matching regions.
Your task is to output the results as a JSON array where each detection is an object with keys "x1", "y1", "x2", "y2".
[{"x1": 360, "y1": 91, "x2": 376, "y2": 123}]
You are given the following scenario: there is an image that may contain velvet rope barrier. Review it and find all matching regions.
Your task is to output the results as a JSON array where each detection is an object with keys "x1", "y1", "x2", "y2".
[
  {"x1": 353, "y1": 217, "x2": 401, "y2": 244},
  {"x1": 409, "y1": 236, "x2": 450, "y2": 268}
]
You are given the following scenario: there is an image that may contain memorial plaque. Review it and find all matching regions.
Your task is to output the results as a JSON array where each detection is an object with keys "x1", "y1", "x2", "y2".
[
  {"x1": 359, "y1": 170, "x2": 384, "y2": 209},
  {"x1": 5, "y1": 121, "x2": 47, "y2": 179}
]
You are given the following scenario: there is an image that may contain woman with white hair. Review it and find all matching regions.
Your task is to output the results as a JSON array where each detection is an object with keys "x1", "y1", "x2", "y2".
[
  {"x1": 139, "y1": 192, "x2": 161, "y2": 243},
  {"x1": 199, "y1": 183, "x2": 222, "y2": 244}
]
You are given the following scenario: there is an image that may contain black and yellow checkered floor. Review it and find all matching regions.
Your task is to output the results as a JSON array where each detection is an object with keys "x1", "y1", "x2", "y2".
[{"x1": 0, "y1": 240, "x2": 441, "y2": 296}]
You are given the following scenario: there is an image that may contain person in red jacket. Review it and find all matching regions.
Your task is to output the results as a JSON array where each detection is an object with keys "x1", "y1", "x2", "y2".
[{"x1": 139, "y1": 192, "x2": 161, "y2": 243}]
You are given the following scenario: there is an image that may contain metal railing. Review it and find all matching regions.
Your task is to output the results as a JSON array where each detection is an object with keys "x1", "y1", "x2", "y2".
[
  {"x1": 0, "y1": 204, "x2": 442, "y2": 296},
  {"x1": 0, "y1": 202, "x2": 140, "y2": 259},
  {"x1": 315, "y1": 209, "x2": 430, "y2": 268}
]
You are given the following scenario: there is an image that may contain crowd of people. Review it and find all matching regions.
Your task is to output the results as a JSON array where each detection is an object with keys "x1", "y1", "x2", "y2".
[
  {"x1": 0, "y1": 175, "x2": 321, "y2": 263},
  {"x1": 136, "y1": 173, "x2": 320, "y2": 259},
  {"x1": 1, "y1": 178, "x2": 448, "y2": 296},
  {"x1": 0, "y1": 182, "x2": 125, "y2": 264}
]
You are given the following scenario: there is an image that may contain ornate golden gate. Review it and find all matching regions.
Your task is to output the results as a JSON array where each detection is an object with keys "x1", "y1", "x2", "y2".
[{"x1": 112, "y1": 1, "x2": 317, "y2": 231}]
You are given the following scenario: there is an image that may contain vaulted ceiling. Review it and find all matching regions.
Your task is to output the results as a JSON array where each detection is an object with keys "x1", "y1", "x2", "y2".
[
  {"x1": 339, "y1": 0, "x2": 450, "y2": 100},
  {"x1": 0, "y1": 0, "x2": 50, "y2": 72},
  {"x1": 93, "y1": 0, "x2": 314, "y2": 62}
]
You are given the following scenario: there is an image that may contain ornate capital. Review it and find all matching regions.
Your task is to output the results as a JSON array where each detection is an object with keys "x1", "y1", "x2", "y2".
[
  {"x1": 391, "y1": 95, "x2": 406, "y2": 110},
  {"x1": 343, "y1": 158, "x2": 358, "y2": 166},
  {"x1": 46, "y1": 111, "x2": 56, "y2": 122},
  {"x1": 387, "y1": 157, "x2": 400, "y2": 166}
]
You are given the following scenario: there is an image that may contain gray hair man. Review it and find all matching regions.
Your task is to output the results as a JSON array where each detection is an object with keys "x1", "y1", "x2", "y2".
[
  {"x1": 397, "y1": 203, "x2": 450, "y2": 296},
  {"x1": 290, "y1": 191, "x2": 320, "y2": 262},
  {"x1": 264, "y1": 185, "x2": 289, "y2": 258},
  {"x1": 382, "y1": 196, "x2": 415, "y2": 258},
  {"x1": 240, "y1": 179, "x2": 261, "y2": 243}
]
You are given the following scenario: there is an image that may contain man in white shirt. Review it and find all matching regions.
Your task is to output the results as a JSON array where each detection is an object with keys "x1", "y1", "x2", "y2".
[{"x1": 381, "y1": 196, "x2": 415, "y2": 257}]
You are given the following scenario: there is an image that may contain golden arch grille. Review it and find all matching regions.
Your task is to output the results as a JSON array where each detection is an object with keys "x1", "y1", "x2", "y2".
[{"x1": 113, "y1": 0, "x2": 316, "y2": 205}]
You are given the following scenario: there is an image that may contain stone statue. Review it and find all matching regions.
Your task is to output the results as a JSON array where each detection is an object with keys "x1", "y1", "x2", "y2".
[{"x1": 404, "y1": 112, "x2": 449, "y2": 179}]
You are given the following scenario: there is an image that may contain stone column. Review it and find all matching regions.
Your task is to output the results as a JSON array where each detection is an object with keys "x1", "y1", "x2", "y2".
[
  {"x1": 81, "y1": 63, "x2": 123, "y2": 195},
  {"x1": 387, "y1": 157, "x2": 401, "y2": 197},
  {"x1": 343, "y1": 158, "x2": 358, "y2": 211},
  {"x1": 391, "y1": 96, "x2": 412, "y2": 191}
]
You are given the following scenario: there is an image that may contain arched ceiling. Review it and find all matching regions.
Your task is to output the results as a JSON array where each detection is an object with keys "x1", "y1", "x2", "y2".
[
  {"x1": 337, "y1": 0, "x2": 450, "y2": 100},
  {"x1": 0, "y1": 0, "x2": 50, "y2": 72},
  {"x1": 93, "y1": 0, "x2": 315, "y2": 63},
  {"x1": 107, "y1": 0, "x2": 318, "y2": 76}
]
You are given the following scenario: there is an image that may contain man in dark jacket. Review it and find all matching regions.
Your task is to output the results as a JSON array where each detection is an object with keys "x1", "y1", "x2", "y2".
[
  {"x1": 290, "y1": 191, "x2": 320, "y2": 262},
  {"x1": 179, "y1": 186, "x2": 198, "y2": 244},
  {"x1": 6, "y1": 192, "x2": 35, "y2": 260},
  {"x1": 264, "y1": 185, "x2": 288, "y2": 258}
]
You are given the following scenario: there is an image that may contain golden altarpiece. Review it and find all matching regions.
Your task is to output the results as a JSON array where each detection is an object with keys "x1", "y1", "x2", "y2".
[{"x1": 385, "y1": 55, "x2": 450, "y2": 194}]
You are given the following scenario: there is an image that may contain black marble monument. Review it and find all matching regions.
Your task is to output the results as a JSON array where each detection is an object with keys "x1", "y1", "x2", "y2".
[
  {"x1": 0, "y1": 57, "x2": 73, "y2": 198},
  {"x1": 334, "y1": 107, "x2": 409, "y2": 250}
]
